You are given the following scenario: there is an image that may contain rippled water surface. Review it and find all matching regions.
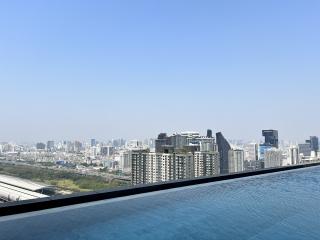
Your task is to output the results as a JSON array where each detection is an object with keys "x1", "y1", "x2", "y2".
[{"x1": 1, "y1": 166, "x2": 320, "y2": 240}]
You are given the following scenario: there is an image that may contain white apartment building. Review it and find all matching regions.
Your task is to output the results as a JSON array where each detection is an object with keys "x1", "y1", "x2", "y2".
[
  {"x1": 228, "y1": 149, "x2": 244, "y2": 173},
  {"x1": 288, "y1": 146, "x2": 299, "y2": 165},
  {"x1": 194, "y1": 152, "x2": 220, "y2": 177},
  {"x1": 174, "y1": 153, "x2": 194, "y2": 180},
  {"x1": 132, "y1": 151, "x2": 220, "y2": 185},
  {"x1": 116, "y1": 150, "x2": 132, "y2": 173},
  {"x1": 264, "y1": 148, "x2": 283, "y2": 168},
  {"x1": 244, "y1": 143, "x2": 258, "y2": 162},
  {"x1": 146, "y1": 153, "x2": 162, "y2": 183}
]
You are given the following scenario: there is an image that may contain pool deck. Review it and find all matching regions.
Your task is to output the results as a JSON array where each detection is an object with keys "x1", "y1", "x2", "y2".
[{"x1": 1, "y1": 162, "x2": 320, "y2": 217}]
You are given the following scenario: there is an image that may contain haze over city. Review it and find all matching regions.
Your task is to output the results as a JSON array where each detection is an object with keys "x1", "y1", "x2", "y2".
[
  {"x1": 1, "y1": 2, "x2": 320, "y2": 239},
  {"x1": 1, "y1": 1, "x2": 319, "y2": 142}
]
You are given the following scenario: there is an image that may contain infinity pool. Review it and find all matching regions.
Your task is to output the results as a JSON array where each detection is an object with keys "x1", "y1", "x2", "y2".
[{"x1": 1, "y1": 166, "x2": 320, "y2": 240}]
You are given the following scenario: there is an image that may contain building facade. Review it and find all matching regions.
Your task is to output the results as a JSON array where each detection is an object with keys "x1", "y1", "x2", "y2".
[
  {"x1": 132, "y1": 151, "x2": 219, "y2": 185},
  {"x1": 228, "y1": 149, "x2": 244, "y2": 173},
  {"x1": 262, "y1": 130, "x2": 279, "y2": 148},
  {"x1": 288, "y1": 146, "x2": 299, "y2": 165},
  {"x1": 216, "y1": 132, "x2": 231, "y2": 174},
  {"x1": 264, "y1": 148, "x2": 283, "y2": 168}
]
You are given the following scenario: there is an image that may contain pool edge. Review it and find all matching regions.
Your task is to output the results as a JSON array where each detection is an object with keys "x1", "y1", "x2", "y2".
[{"x1": 1, "y1": 162, "x2": 320, "y2": 217}]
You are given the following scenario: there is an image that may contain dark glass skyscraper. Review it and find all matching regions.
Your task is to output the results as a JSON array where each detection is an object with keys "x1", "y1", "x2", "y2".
[
  {"x1": 310, "y1": 136, "x2": 319, "y2": 153},
  {"x1": 262, "y1": 130, "x2": 279, "y2": 148},
  {"x1": 216, "y1": 132, "x2": 231, "y2": 174},
  {"x1": 207, "y1": 129, "x2": 213, "y2": 138},
  {"x1": 155, "y1": 133, "x2": 170, "y2": 152}
]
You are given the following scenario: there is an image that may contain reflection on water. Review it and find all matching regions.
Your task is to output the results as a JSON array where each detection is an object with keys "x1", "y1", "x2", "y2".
[{"x1": 1, "y1": 166, "x2": 320, "y2": 240}]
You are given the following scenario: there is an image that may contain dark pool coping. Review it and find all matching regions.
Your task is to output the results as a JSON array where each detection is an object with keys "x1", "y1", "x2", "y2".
[{"x1": 1, "y1": 162, "x2": 320, "y2": 217}]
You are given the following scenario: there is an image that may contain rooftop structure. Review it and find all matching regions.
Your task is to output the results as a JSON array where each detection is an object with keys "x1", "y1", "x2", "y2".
[
  {"x1": 0, "y1": 174, "x2": 53, "y2": 193},
  {"x1": 0, "y1": 182, "x2": 48, "y2": 202}
]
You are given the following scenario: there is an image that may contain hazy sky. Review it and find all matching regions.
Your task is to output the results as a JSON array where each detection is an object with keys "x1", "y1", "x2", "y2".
[{"x1": 0, "y1": 0, "x2": 319, "y2": 142}]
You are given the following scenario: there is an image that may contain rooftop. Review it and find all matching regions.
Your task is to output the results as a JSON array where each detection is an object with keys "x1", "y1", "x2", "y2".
[
  {"x1": 0, "y1": 174, "x2": 53, "y2": 192},
  {"x1": 1, "y1": 164, "x2": 320, "y2": 239}
]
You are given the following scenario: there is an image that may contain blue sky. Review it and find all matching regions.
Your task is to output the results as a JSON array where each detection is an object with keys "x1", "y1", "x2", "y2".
[{"x1": 0, "y1": 0, "x2": 319, "y2": 142}]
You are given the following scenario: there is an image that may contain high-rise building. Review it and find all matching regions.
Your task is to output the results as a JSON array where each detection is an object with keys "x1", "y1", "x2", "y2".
[
  {"x1": 298, "y1": 143, "x2": 312, "y2": 157},
  {"x1": 216, "y1": 132, "x2": 231, "y2": 174},
  {"x1": 289, "y1": 146, "x2": 299, "y2": 165},
  {"x1": 160, "y1": 153, "x2": 174, "y2": 182},
  {"x1": 132, "y1": 130, "x2": 220, "y2": 185},
  {"x1": 155, "y1": 133, "x2": 170, "y2": 152},
  {"x1": 264, "y1": 148, "x2": 283, "y2": 168},
  {"x1": 101, "y1": 146, "x2": 114, "y2": 156},
  {"x1": 199, "y1": 138, "x2": 215, "y2": 152},
  {"x1": 74, "y1": 141, "x2": 83, "y2": 153},
  {"x1": 91, "y1": 139, "x2": 96, "y2": 147},
  {"x1": 207, "y1": 129, "x2": 213, "y2": 138},
  {"x1": 174, "y1": 153, "x2": 195, "y2": 180},
  {"x1": 36, "y1": 142, "x2": 46, "y2": 150},
  {"x1": 155, "y1": 131, "x2": 216, "y2": 153},
  {"x1": 244, "y1": 143, "x2": 258, "y2": 162},
  {"x1": 46, "y1": 141, "x2": 55, "y2": 152},
  {"x1": 146, "y1": 153, "x2": 162, "y2": 183},
  {"x1": 309, "y1": 136, "x2": 319, "y2": 154},
  {"x1": 259, "y1": 144, "x2": 273, "y2": 161},
  {"x1": 170, "y1": 134, "x2": 187, "y2": 150},
  {"x1": 228, "y1": 149, "x2": 244, "y2": 173},
  {"x1": 131, "y1": 150, "x2": 149, "y2": 185},
  {"x1": 181, "y1": 131, "x2": 201, "y2": 146},
  {"x1": 114, "y1": 152, "x2": 124, "y2": 169},
  {"x1": 262, "y1": 130, "x2": 279, "y2": 148},
  {"x1": 132, "y1": 151, "x2": 219, "y2": 185},
  {"x1": 118, "y1": 150, "x2": 132, "y2": 173},
  {"x1": 194, "y1": 152, "x2": 219, "y2": 177}
]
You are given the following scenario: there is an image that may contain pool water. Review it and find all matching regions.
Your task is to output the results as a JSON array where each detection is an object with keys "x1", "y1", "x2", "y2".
[{"x1": 1, "y1": 166, "x2": 320, "y2": 240}]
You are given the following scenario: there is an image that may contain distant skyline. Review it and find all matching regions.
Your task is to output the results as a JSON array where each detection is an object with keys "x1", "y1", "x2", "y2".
[
  {"x1": 0, "y1": 130, "x2": 313, "y2": 146},
  {"x1": 1, "y1": 1, "x2": 320, "y2": 142}
]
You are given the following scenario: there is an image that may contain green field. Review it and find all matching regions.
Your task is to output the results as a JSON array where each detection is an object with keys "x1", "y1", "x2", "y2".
[{"x1": 0, "y1": 162, "x2": 130, "y2": 193}]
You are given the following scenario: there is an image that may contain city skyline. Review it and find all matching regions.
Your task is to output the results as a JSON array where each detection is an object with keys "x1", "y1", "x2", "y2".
[
  {"x1": 1, "y1": 1, "x2": 320, "y2": 141},
  {"x1": 1, "y1": 2, "x2": 320, "y2": 239},
  {"x1": 1, "y1": 129, "x2": 317, "y2": 148}
]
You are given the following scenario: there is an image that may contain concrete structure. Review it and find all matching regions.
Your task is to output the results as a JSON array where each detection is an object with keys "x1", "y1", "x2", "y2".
[
  {"x1": 90, "y1": 139, "x2": 96, "y2": 147},
  {"x1": 245, "y1": 143, "x2": 258, "y2": 162},
  {"x1": 228, "y1": 149, "x2": 244, "y2": 173},
  {"x1": 118, "y1": 150, "x2": 132, "y2": 173},
  {"x1": 207, "y1": 129, "x2": 213, "y2": 138},
  {"x1": 194, "y1": 152, "x2": 219, "y2": 178},
  {"x1": 174, "y1": 153, "x2": 195, "y2": 180},
  {"x1": 264, "y1": 148, "x2": 283, "y2": 168},
  {"x1": 100, "y1": 146, "x2": 114, "y2": 156},
  {"x1": 259, "y1": 144, "x2": 273, "y2": 161},
  {"x1": 0, "y1": 175, "x2": 52, "y2": 202},
  {"x1": 288, "y1": 146, "x2": 300, "y2": 165},
  {"x1": 155, "y1": 131, "x2": 217, "y2": 154},
  {"x1": 309, "y1": 136, "x2": 319, "y2": 156},
  {"x1": 131, "y1": 150, "x2": 149, "y2": 185},
  {"x1": 0, "y1": 175, "x2": 53, "y2": 193},
  {"x1": 146, "y1": 153, "x2": 162, "y2": 183},
  {"x1": 46, "y1": 141, "x2": 55, "y2": 152},
  {"x1": 298, "y1": 143, "x2": 312, "y2": 157},
  {"x1": 36, "y1": 143, "x2": 46, "y2": 150},
  {"x1": 132, "y1": 151, "x2": 219, "y2": 185}
]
